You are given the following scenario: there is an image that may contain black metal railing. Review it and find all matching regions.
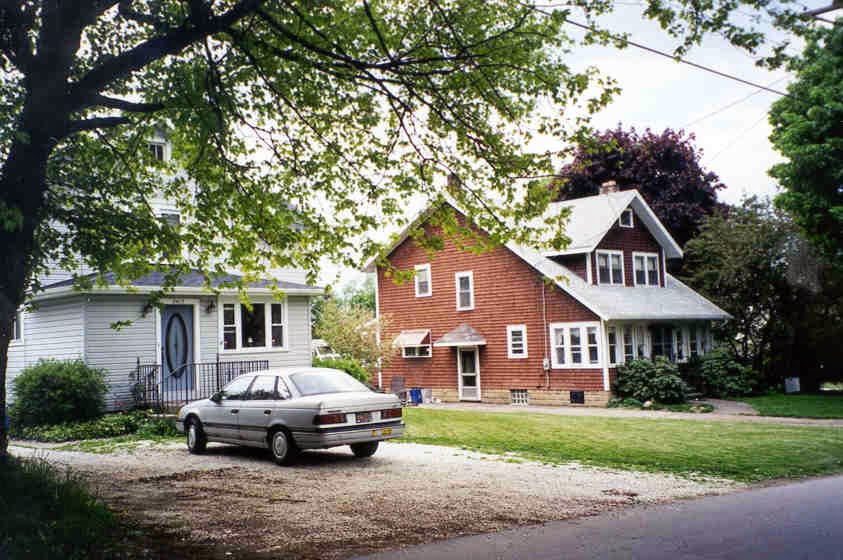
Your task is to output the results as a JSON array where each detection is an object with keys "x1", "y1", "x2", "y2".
[{"x1": 133, "y1": 357, "x2": 270, "y2": 410}]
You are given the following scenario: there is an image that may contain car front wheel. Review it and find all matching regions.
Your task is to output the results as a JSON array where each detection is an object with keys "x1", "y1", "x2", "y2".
[
  {"x1": 269, "y1": 429, "x2": 299, "y2": 465},
  {"x1": 186, "y1": 417, "x2": 207, "y2": 454},
  {"x1": 350, "y1": 441, "x2": 379, "y2": 458}
]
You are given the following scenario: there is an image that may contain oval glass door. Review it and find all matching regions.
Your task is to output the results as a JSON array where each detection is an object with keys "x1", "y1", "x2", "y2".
[{"x1": 165, "y1": 314, "x2": 188, "y2": 373}]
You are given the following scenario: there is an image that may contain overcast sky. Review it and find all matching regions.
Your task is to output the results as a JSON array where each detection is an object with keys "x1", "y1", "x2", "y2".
[{"x1": 319, "y1": 3, "x2": 836, "y2": 291}]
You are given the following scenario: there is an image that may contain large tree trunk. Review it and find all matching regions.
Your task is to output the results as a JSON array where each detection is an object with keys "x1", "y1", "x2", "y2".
[{"x1": 0, "y1": 128, "x2": 56, "y2": 461}]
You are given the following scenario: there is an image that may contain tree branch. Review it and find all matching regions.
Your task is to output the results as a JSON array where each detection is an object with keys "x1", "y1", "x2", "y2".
[
  {"x1": 66, "y1": 116, "x2": 131, "y2": 133},
  {"x1": 90, "y1": 94, "x2": 164, "y2": 113},
  {"x1": 68, "y1": 0, "x2": 263, "y2": 109}
]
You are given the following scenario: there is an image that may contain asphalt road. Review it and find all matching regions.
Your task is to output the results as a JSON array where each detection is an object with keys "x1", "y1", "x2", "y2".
[{"x1": 358, "y1": 474, "x2": 843, "y2": 560}]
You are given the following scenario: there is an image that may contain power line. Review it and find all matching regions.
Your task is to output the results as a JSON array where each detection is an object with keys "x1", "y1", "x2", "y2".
[
  {"x1": 706, "y1": 111, "x2": 770, "y2": 163},
  {"x1": 681, "y1": 75, "x2": 789, "y2": 128},
  {"x1": 563, "y1": 18, "x2": 796, "y2": 99}
]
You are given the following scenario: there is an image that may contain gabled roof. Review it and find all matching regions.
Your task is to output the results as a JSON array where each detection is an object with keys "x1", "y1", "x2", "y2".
[
  {"x1": 539, "y1": 190, "x2": 683, "y2": 259},
  {"x1": 363, "y1": 194, "x2": 730, "y2": 322}
]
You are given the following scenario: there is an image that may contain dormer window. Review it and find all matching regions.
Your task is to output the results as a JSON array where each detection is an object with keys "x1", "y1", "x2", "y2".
[
  {"x1": 619, "y1": 208, "x2": 634, "y2": 228},
  {"x1": 596, "y1": 250, "x2": 624, "y2": 285},
  {"x1": 148, "y1": 141, "x2": 167, "y2": 162},
  {"x1": 633, "y1": 252, "x2": 660, "y2": 286}
]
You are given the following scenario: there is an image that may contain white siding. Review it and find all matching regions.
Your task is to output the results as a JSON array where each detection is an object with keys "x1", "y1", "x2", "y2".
[
  {"x1": 85, "y1": 295, "x2": 157, "y2": 406},
  {"x1": 5, "y1": 299, "x2": 85, "y2": 403},
  {"x1": 215, "y1": 296, "x2": 312, "y2": 368}
]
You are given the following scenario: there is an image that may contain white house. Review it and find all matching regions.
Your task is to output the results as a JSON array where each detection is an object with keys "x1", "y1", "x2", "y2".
[{"x1": 6, "y1": 135, "x2": 322, "y2": 409}]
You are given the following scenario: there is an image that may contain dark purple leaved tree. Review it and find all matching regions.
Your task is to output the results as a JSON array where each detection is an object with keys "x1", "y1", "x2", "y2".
[{"x1": 556, "y1": 127, "x2": 725, "y2": 247}]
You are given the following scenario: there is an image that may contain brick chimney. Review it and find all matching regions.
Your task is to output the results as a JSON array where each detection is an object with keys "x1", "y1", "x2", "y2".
[{"x1": 599, "y1": 180, "x2": 619, "y2": 195}]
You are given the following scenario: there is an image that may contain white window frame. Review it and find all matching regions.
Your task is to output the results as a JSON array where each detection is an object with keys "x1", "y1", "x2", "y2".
[
  {"x1": 402, "y1": 344, "x2": 431, "y2": 358},
  {"x1": 506, "y1": 325, "x2": 528, "y2": 359},
  {"x1": 414, "y1": 264, "x2": 432, "y2": 298},
  {"x1": 218, "y1": 298, "x2": 289, "y2": 353},
  {"x1": 632, "y1": 251, "x2": 660, "y2": 287},
  {"x1": 454, "y1": 271, "x2": 474, "y2": 311},
  {"x1": 549, "y1": 322, "x2": 602, "y2": 369},
  {"x1": 596, "y1": 250, "x2": 625, "y2": 286},
  {"x1": 147, "y1": 140, "x2": 169, "y2": 162},
  {"x1": 9, "y1": 309, "x2": 23, "y2": 345},
  {"x1": 619, "y1": 208, "x2": 634, "y2": 228},
  {"x1": 607, "y1": 326, "x2": 619, "y2": 365}
]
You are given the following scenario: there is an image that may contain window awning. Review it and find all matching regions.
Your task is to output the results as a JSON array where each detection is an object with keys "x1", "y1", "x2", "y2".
[
  {"x1": 394, "y1": 329, "x2": 431, "y2": 347},
  {"x1": 433, "y1": 323, "x2": 487, "y2": 347}
]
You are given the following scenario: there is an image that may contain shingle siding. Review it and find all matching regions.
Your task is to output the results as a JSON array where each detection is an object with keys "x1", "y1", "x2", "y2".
[
  {"x1": 378, "y1": 214, "x2": 606, "y2": 400},
  {"x1": 592, "y1": 206, "x2": 665, "y2": 287}
]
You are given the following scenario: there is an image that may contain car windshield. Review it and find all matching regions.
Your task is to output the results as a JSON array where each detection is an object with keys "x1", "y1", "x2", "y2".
[{"x1": 289, "y1": 369, "x2": 370, "y2": 396}]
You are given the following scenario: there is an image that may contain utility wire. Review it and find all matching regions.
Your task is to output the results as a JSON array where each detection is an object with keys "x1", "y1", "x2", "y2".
[
  {"x1": 706, "y1": 111, "x2": 770, "y2": 163},
  {"x1": 563, "y1": 18, "x2": 796, "y2": 99},
  {"x1": 681, "y1": 75, "x2": 789, "y2": 128}
]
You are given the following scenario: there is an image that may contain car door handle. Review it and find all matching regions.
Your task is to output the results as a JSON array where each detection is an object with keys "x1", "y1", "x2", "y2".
[
  {"x1": 231, "y1": 409, "x2": 239, "y2": 414},
  {"x1": 263, "y1": 410, "x2": 272, "y2": 415}
]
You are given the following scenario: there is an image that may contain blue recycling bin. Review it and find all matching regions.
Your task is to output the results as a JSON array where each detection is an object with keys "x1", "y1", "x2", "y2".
[{"x1": 409, "y1": 388, "x2": 423, "y2": 404}]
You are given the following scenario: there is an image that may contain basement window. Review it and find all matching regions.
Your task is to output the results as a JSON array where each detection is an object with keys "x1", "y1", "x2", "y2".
[{"x1": 510, "y1": 389, "x2": 529, "y2": 406}]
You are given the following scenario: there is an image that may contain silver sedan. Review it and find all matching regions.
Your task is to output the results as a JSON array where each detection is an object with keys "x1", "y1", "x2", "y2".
[{"x1": 176, "y1": 367, "x2": 405, "y2": 464}]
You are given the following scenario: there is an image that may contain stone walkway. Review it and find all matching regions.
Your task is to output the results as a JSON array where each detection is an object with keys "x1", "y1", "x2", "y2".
[{"x1": 418, "y1": 402, "x2": 843, "y2": 427}]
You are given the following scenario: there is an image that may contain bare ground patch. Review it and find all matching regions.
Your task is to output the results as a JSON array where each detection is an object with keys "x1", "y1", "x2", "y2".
[{"x1": 11, "y1": 442, "x2": 742, "y2": 559}]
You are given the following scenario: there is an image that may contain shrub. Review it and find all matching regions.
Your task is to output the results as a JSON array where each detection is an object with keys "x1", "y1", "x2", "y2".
[
  {"x1": 698, "y1": 348, "x2": 758, "y2": 398},
  {"x1": 1, "y1": 458, "x2": 120, "y2": 558},
  {"x1": 11, "y1": 411, "x2": 180, "y2": 442},
  {"x1": 10, "y1": 359, "x2": 107, "y2": 428},
  {"x1": 313, "y1": 356, "x2": 369, "y2": 383},
  {"x1": 613, "y1": 357, "x2": 690, "y2": 404}
]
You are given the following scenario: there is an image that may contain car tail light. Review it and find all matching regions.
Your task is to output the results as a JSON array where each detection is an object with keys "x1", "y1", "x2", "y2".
[
  {"x1": 381, "y1": 408, "x2": 402, "y2": 419},
  {"x1": 315, "y1": 413, "x2": 347, "y2": 425}
]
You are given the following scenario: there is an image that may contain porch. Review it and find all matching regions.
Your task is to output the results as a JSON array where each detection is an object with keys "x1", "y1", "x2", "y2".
[{"x1": 133, "y1": 357, "x2": 269, "y2": 410}]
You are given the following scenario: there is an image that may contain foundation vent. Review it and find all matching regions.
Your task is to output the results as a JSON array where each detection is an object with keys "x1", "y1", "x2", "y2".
[{"x1": 570, "y1": 390, "x2": 585, "y2": 404}]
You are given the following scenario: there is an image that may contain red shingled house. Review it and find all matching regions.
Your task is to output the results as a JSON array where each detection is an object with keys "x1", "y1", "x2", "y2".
[{"x1": 364, "y1": 184, "x2": 730, "y2": 406}]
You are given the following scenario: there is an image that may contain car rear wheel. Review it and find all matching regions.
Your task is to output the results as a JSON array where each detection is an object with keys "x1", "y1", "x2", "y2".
[
  {"x1": 269, "y1": 429, "x2": 299, "y2": 465},
  {"x1": 350, "y1": 441, "x2": 379, "y2": 458},
  {"x1": 186, "y1": 417, "x2": 207, "y2": 454}
]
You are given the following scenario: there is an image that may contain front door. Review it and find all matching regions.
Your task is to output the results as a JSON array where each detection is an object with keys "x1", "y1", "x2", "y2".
[
  {"x1": 458, "y1": 347, "x2": 480, "y2": 401},
  {"x1": 161, "y1": 305, "x2": 194, "y2": 398}
]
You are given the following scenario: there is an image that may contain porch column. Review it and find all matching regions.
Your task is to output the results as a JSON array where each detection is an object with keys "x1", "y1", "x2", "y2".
[{"x1": 600, "y1": 320, "x2": 610, "y2": 391}]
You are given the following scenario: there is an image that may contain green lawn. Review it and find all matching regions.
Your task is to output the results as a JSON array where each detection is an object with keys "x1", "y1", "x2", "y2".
[
  {"x1": 401, "y1": 408, "x2": 843, "y2": 482},
  {"x1": 740, "y1": 393, "x2": 843, "y2": 419}
]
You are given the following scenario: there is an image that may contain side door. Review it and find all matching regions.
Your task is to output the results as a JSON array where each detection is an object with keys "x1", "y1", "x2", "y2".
[
  {"x1": 201, "y1": 375, "x2": 253, "y2": 441},
  {"x1": 237, "y1": 375, "x2": 282, "y2": 444}
]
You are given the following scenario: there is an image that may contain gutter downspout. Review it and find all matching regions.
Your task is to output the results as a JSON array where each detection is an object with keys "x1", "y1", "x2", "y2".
[{"x1": 542, "y1": 282, "x2": 550, "y2": 390}]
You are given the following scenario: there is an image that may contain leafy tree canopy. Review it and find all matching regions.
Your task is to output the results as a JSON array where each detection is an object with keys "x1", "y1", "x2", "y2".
[
  {"x1": 770, "y1": 21, "x2": 843, "y2": 267},
  {"x1": 683, "y1": 197, "x2": 843, "y2": 389},
  {"x1": 554, "y1": 127, "x2": 725, "y2": 247}
]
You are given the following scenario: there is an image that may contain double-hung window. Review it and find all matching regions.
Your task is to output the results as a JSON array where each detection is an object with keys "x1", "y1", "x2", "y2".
[
  {"x1": 607, "y1": 327, "x2": 618, "y2": 365},
  {"x1": 549, "y1": 322, "x2": 602, "y2": 368},
  {"x1": 221, "y1": 300, "x2": 288, "y2": 352},
  {"x1": 596, "y1": 250, "x2": 624, "y2": 285},
  {"x1": 507, "y1": 325, "x2": 527, "y2": 358},
  {"x1": 9, "y1": 310, "x2": 22, "y2": 344},
  {"x1": 414, "y1": 264, "x2": 431, "y2": 297},
  {"x1": 455, "y1": 271, "x2": 474, "y2": 311},
  {"x1": 633, "y1": 252, "x2": 660, "y2": 286},
  {"x1": 148, "y1": 141, "x2": 167, "y2": 162}
]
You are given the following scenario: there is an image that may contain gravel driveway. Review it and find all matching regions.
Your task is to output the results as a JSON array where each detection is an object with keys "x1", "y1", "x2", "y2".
[{"x1": 11, "y1": 441, "x2": 742, "y2": 559}]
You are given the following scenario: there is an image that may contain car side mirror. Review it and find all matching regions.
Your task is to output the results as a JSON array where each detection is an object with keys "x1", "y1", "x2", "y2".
[{"x1": 210, "y1": 392, "x2": 223, "y2": 404}]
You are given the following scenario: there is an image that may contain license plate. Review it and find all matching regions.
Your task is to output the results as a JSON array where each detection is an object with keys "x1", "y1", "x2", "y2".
[
  {"x1": 356, "y1": 412, "x2": 372, "y2": 423},
  {"x1": 372, "y1": 427, "x2": 393, "y2": 437}
]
